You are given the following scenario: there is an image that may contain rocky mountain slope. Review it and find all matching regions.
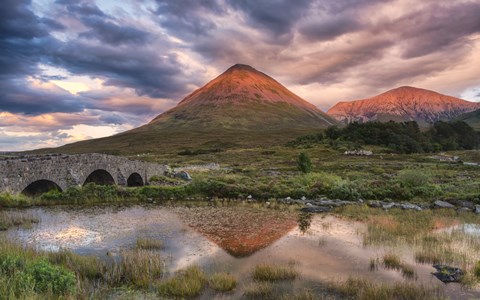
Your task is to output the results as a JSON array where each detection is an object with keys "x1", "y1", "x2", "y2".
[
  {"x1": 52, "y1": 64, "x2": 335, "y2": 154},
  {"x1": 149, "y1": 64, "x2": 335, "y2": 129},
  {"x1": 327, "y1": 86, "x2": 480, "y2": 126}
]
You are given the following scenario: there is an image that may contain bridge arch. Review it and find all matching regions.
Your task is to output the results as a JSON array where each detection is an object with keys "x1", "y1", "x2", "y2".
[
  {"x1": 22, "y1": 179, "x2": 63, "y2": 197},
  {"x1": 83, "y1": 169, "x2": 115, "y2": 186},
  {"x1": 127, "y1": 172, "x2": 144, "y2": 187}
]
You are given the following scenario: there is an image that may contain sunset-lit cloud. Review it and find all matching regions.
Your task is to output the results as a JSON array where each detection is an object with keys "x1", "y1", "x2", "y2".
[{"x1": 1, "y1": 0, "x2": 480, "y2": 150}]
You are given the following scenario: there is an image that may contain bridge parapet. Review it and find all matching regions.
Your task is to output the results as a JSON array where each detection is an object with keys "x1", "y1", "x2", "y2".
[{"x1": 0, "y1": 153, "x2": 168, "y2": 194}]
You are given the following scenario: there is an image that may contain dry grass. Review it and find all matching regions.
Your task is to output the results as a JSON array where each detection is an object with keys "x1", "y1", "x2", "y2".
[
  {"x1": 107, "y1": 249, "x2": 164, "y2": 288},
  {"x1": 157, "y1": 265, "x2": 206, "y2": 298},
  {"x1": 328, "y1": 277, "x2": 445, "y2": 300},
  {"x1": 208, "y1": 272, "x2": 237, "y2": 292},
  {"x1": 135, "y1": 237, "x2": 164, "y2": 250},
  {"x1": 252, "y1": 263, "x2": 298, "y2": 281},
  {"x1": 243, "y1": 282, "x2": 273, "y2": 299},
  {"x1": 0, "y1": 211, "x2": 39, "y2": 230}
]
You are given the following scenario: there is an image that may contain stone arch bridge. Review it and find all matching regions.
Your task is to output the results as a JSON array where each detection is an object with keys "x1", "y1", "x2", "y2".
[{"x1": 0, "y1": 153, "x2": 168, "y2": 195}]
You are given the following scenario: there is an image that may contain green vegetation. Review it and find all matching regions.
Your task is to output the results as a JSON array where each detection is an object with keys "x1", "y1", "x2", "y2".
[
  {"x1": 0, "y1": 239, "x2": 77, "y2": 299},
  {"x1": 297, "y1": 152, "x2": 312, "y2": 173},
  {"x1": 208, "y1": 272, "x2": 237, "y2": 292},
  {"x1": 252, "y1": 263, "x2": 298, "y2": 281},
  {"x1": 322, "y1": 121, "x2": 479, "y2": 153}
]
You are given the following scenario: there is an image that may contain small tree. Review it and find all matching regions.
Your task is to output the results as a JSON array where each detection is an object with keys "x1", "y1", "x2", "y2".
[{"x1": 297, "y1": 152, "x2": 312, "y2": 173}]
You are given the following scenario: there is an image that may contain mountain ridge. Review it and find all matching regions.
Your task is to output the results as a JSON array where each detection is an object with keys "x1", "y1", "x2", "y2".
[{"x1": 327, "y1": 86, "x2": 480, "y2": 126}]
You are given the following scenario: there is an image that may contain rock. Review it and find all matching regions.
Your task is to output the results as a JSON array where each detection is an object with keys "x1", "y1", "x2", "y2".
[
  {"x1": 175, "y1": 170, "x2": 192, "y2": 181},
  {"x1": 434, "y1": 200, "x2": 455, "y2": 209},
  {"x1": 306, "y1": 202, "x2": 313, "y2": 207},
  {"x1": 367, "y1": 200, "x2": 383, "y2": 208},
  {"x1": 475, "y1": 205, "x2": 480, "y2": 214},
  {"x1": 300, "y1": 206, "x2": 332, "y2": 213},
  {"x1": 247, "y1": 195, "x2": 253, "y2": 199},
  {"x1": 432, "y1": 265, "x2": 464, "y2": 283},
  {"x1": 301, "y1": 196, "x2": 306, "y2": 201},
  {"x1": 382, "y1": 202, "x2": 397, "y2": 209},
  {"x1": 344, "y1": 150, "x2": 373, "y2": 156},
  {"x1": 457, "y1": 201, "x2": 474, "y2": 209},
  {"x1": 399, "y1": 203, "x2": 423, "y2": 211},
  {"x1": 265, "y1": 201, "x2": 270, "y2": 206},
  {"x1": 457, "y1": 207, "x2": 471, "y2": 213},
  {"x1": 286, "y1": 196, "x2": 291, "y2": 200}
]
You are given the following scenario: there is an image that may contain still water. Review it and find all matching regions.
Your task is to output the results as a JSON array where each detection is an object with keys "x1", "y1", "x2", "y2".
[{"x1": 5, "y1": 204, "x2": 480, "y2": 299}]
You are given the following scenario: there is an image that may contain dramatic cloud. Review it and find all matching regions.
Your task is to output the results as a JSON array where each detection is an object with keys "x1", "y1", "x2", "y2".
[{"x1": 1, "y1": 0, "x2": 480, "y2": 150}]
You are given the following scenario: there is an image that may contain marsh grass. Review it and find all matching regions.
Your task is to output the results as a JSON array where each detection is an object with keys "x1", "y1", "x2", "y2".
[
  {"x1": 328, "y1": 277, "x2": 445, "y2": 300},
  {"x1": 0, "y1": 210, "x2": 39, "y2": 230},
  {"x1": 243, "y1": 282, "x2": 273, "y2": 299},
  {"x1": 382, "y1": 253, "x2": 402, "y2": 270},
  {"x1": 208, "y1": 272, "x2": 237, "y2": 292},
  {"x1": 135, "y1": 238, "x2": 164, "y2": 250},
  {"x1": 382, "y1": 253, "x2": 417, "y2": 280},
  {"x1": 369, "y1": 257, "x2": 379, "y2": 271},
  {"x1": 337, "y1": 206, "x2": 480, "y2": 285},
  {"x1": 252, "y1": 263, "x2": 298, "y2": 281},
  {"x1": 108, "y1": 249, "x2": 164, "y2": 288},
  {"x1": 157, "y1": 265, "x2": 206, "y2": 298},
  {"x1": 279, "y1": 289, "x2": 319, "y2": 300}
]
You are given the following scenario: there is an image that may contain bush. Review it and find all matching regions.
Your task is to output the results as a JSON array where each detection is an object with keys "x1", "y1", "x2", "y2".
[
  {"x1": 397, "y1": 169, "x2": 431, "y2": 188},
  {"x1": 27, "y1": 260, "x2": 77, "y2": 295},
  {"x1": 297, "y1": 152, "x2": 312, "y2": 174}
]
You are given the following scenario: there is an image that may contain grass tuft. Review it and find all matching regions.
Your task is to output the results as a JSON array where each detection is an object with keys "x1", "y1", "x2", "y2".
[
  {"x1": 136, "y1": 238, "x2": 164, "y2": 250},
  {"x1": 208, "y1": 272, "x2": 237, "y2": 292},
  {"x1": 243, "y1": 282, "x2": 273, "y2": 299},
  {"x1": 157, "y1": 265, "x2": 206, "y2": 298},
  {"x1": 252, "y1": 263, "x2": 298, "y2": 281}
]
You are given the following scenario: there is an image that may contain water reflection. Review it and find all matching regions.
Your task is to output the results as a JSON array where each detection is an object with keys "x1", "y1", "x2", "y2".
[
  {"x1": 5, "y1": 204, "x2": 480, "y2": 299},
  {"x1": 174, "y1": 206, "x2": 297, "y2": 257},
  {"x1": 297, "y1": 212, "x2": 313, "y2": 234}
]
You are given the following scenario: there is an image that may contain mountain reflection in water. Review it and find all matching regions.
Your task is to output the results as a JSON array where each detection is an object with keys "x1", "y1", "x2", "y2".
[{"x1": 174, "y1": 206, "x2": 297, "y2": 257}]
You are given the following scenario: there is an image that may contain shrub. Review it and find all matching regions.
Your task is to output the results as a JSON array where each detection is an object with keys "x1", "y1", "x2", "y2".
[
  {"x1": 397, "y1": 169, "x2": 431, "y2": 188},
  {"x1": 297, "y1": 152, "x2": 312, "y2": 174},
  {"x1": 27, "y1": 260, "x2": 77, "y2": 295}
]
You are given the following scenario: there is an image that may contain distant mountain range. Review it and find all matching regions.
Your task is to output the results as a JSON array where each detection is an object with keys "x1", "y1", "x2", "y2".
[
  {"x1": 40, "y1": 65, "x2": 479, "y2": 154},
  {"x1": 327, "y1": 86, "x2": 480, "y2": 126}
]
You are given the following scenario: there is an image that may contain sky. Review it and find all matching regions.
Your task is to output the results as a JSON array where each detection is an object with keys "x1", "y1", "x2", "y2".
[{"x1": 1, "y1": 0, "x2": 480, "y2": 151}]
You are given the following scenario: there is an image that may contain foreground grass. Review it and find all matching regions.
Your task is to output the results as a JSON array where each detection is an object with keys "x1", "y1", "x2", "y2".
[
  {"x1": 157, "y1": 265, "x2": 206, "y2": 298},
  {"x1": 208, "y1": 272, "x2": 237, "y2": 292},
  {"x1": 327, "y1": 277, "x2": 445, "y2": 300}
]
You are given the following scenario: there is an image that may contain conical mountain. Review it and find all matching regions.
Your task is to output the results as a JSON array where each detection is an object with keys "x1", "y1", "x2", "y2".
[
  {"x1": 327, "y1": 86, "x2": 480, "y2": 126},
  {"x1": 149, "y1": 64, "x2": 335, "y2": 129},
  {"x1": 53, "y1": 64, "x2": 335, "y2": 154}
]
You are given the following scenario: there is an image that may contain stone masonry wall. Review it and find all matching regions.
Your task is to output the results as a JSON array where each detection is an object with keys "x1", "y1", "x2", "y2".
[{"x1": 0, "y1": 153, "x2": 168, "y2": 194}]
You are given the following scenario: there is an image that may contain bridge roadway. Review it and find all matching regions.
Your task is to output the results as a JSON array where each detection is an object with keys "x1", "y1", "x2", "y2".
[{"x1": 0, "y1": 153, "x2": 168, "y2": 195}]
